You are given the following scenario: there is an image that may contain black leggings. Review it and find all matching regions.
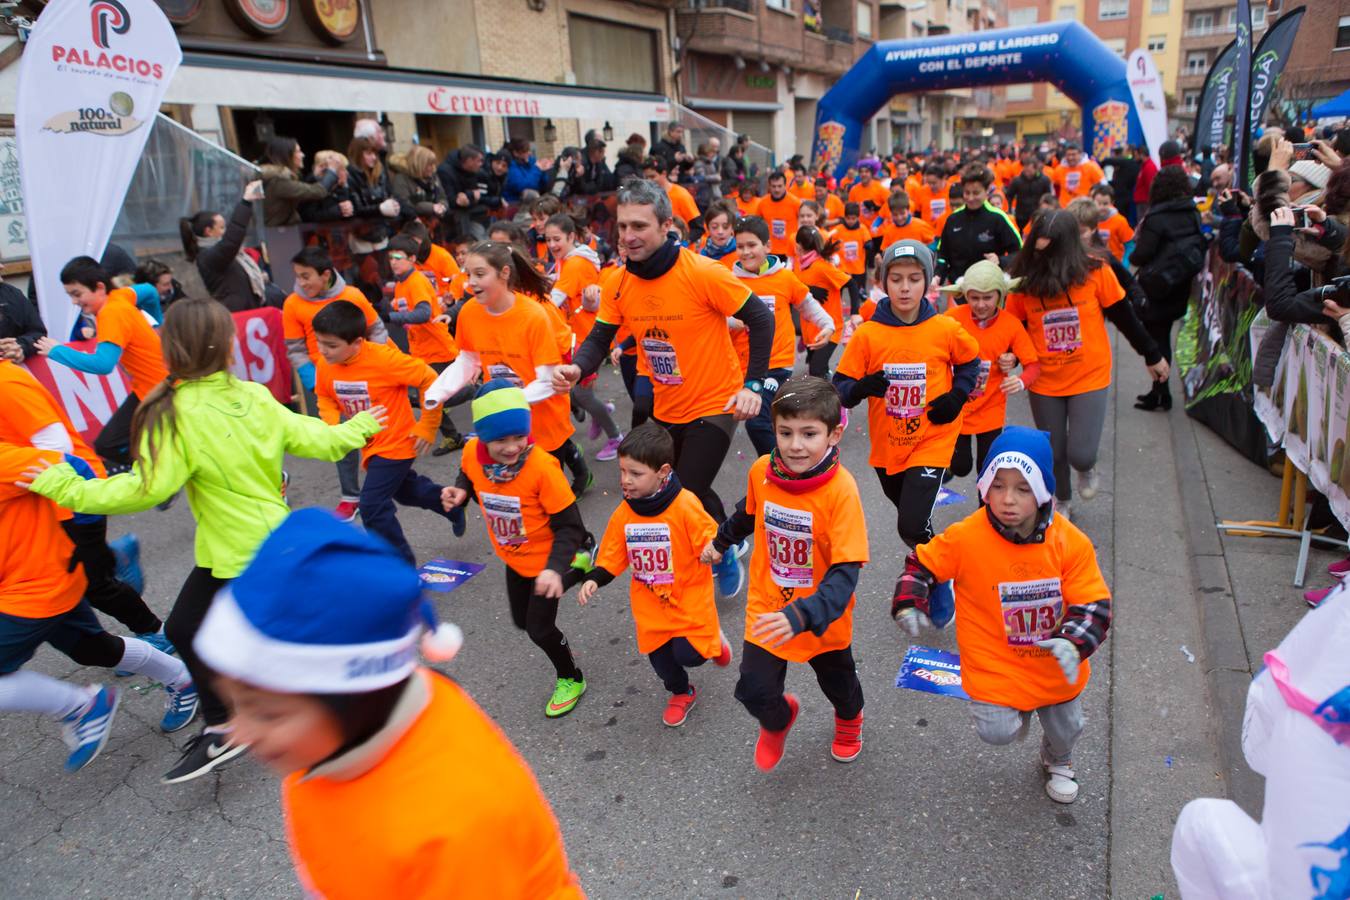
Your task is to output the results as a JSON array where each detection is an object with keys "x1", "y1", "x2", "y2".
[
  {"x1": 734, "y1": 641, "x2": 863, "y2": 731},
  {"x1": 163, "y1": 567, "x2": 231, "y2": 727},
  {"x1": 64, "y1": 631, "x2": 126, "y2": 669},
  {"x1": 647, "y1": 637, "x2": 708, "y2": 695},
  {"x1": 949, "y1": 429, "x2": 1002, "y2": 480},
  {"x1": 506, "y1": 566, "x2": 582, "y2": 680},
  {"x1": 874, "y1": 465, "x2": 945, "y2": 548},
  {"x1": 656, "y1": 414, "x2": 735, "y2": 523},
  {"x1": 806, "y1": 342, "x2": 837, "y2": 378},
  {"x1": 548, "y1": 439, "x2": 590, "y2": 485},
  {"x1": 61, "y1": 519, "x2": 161, "y2": 634},
  {"x1": 93, "y1": 395, "x2": 140, "y2": 466},
  {"x1": 1144, "y1": 316, "x2": 1176, "y2": 364}
]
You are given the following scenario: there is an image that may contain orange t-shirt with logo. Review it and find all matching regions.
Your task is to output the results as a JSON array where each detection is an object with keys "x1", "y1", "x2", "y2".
[
  {"x1": 741, "y1": 455, "x2": 869, "y2": 663},
  {"x1": 461, "y1": 439, "x2": 575, "y2": 578},
  {"x1": 1004, "y1": 262, "x2": 1124, "y2": 397},
  {"x1": 93, "y1": 287, "x2": 167, "y2": 399},
  {"x1": 553, "y1": 253, "x2": 601, "y2": 347},
  {"x1": 790, "y1": 180, "x2": 816, "y2": 200},
  {"x1": 835, "y1": 312, "x2": 980, "y2": 473},
  {"x1": 315, "y1": 340, "x2": 440, "y2": 465},
  {"x1": 283, "y1": 668, "x2": 583, "y2": 900},
  {"x1": 283, "y1": 286, "x2": 381, "y2": 367},
  {"x1": 0, "y1": 443, "x2": 85, "y2": 619},
  {"x1": 457, "y1": 295, "x2": 572, "y2": 453},
  {"x1": 394, "y1": 270, "x2": 458, "y2": 365},
  {"x1": 875, "y1": 216, "x2": 936, "y2": 251},
  {"x1": 917, "y1": 508, "x2": 1107, "y2": 711},
  {"x1": 797, "y1": 259, "x2": 851, "y2": 345},
  {"x1": 666, "y1": 182, "x2": 701, "y2": 229},
  {"x1": 736, "y1": 196, "x2": 761, "y2": 218},
  {"x1": 423, "y1": 242, "x2": 461, "y2": 291},
  {"x1": 847, "y1": 180, "x2": 889, "y2": 213},
  {"x1": 908, "y1": 184, "x2": 950, "y2": 223},
  {"x1": 1052, "y1": 161, "x2": 1105, "y2": 205},
  {"x1": 820, "y1": 194, "x2": 845, "y2": 223},
  {"x1": 756, "y1": 194, "x2": 803, "y2": 257},
  {"x1": 594, "y1": 488, "x2": 722, "y2": 658},
  {"x1": 736, "y1": 265, "x2": 810, "y2": 370},
  {"x1": 597, "y1": 250, "x2": 751, "y2": 425},
  {"x1": 830, "y1": 224, "x2": 873, "y2": 275},
  {"x1": 1098, "y1": 211, "x2": 1134, "y2": 261},
  {"x1": 944, "y1": 305, "x2": 1039, "y2": 435}
]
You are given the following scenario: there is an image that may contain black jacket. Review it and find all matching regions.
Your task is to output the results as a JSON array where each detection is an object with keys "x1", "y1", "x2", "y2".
[
  {"x1": 0, "y1": 281, "x2": 45, "y2": 359},
  {"x1": 574, "y1": 158, "x2": 616, "y2": 195},
  {"x1": 1130, "y1": 196, "x2": 1207, "y2": 322},
  {"x1": 346, "y1": 163, "x2": 402, "y2": 244},
  {"x1": 1007, "y1": 172, "x2": 1053, "y2": 228},
  {"x1": 1102, "y1": 155, "x2": 1141, "y2": 210},
  {"x1": 196, "y1": 198, "x2": 262, "y2": 313},
  {"x1": 935, "y1": 203, "x2": 1022, "y2": 281},
  {"x1": 1262, "y1": 223, "x2": 1348, "y2": 324},
  {"x1": 653, "y1": 137, "x2": 687, "y2": 171}
]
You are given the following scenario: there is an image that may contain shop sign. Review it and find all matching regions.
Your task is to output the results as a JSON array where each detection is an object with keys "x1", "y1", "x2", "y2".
[
  {"x1": 302, "y1": 0, "x2": 360, "y2": 44},
  {"x1": 154, "y1": 0, "x2": 203, "y2": 24},
  {"x1": 225, "y1": 0, "x2": 290, "y2": 36}
]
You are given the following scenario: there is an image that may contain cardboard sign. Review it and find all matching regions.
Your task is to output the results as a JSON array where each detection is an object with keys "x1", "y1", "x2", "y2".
[
  {"x1": 895, "y1": 645, "x2": 970, "y2": 700},
  {"x1": 417, "y1": 559, "x2": 486, "y2": 594}
]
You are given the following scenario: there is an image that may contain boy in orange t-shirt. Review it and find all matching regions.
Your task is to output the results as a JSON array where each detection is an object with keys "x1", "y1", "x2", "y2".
[
  {"x1": 831, "y1": 202, "x2": 873, "y2": 303},
  {"x1": 892, "y1": 426, "x2": 1111, "y2": 805},
  {"x1": 1091, "y1": 184, "x2": 1134, "y2": 262},
  {"x1": 700, "y1": 377, "x2": 869, "y2": 771},
  {"x1": 194, "y1": 508, "x2": 583, "y2": 899},
  {"x1": 874, "y1": 192, "x2": 936, "y2": 254},
  {"x1": 312, "y1": 300, "x2": 463, "y2": 563},
  {"x1": 568, "y1": 424, "x2": 731, "y2": 727},
  {"x1": 442, "y1": 381, "x2": 591, "y2": 718},
  {"x1": 37, "y1": 256, "x2": 169, "y2": 469}
]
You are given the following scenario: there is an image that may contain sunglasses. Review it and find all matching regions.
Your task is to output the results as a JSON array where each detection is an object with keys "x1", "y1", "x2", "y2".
[{"x1": 388, "y1": 252, "x2": 409, "y2": 261}]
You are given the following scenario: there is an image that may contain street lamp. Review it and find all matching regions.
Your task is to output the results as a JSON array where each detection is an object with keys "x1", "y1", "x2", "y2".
[
  {"x1": 602, "y1": 121, "x2": 614, "y2": 142},
  {"x1": 543, "y1": 119, "x2": 558, "y2": 142}
]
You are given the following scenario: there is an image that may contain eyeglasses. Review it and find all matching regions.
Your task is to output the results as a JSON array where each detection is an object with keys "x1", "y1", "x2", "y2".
[{"x1": 388, "y1": 252, "x2": 408, "y2": 261}]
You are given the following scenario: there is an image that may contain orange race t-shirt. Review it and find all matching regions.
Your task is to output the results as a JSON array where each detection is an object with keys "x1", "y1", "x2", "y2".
[
  {"x1": 741, "y1": 455, "x2": 869, "y2": 663},
  {"x1": 461, "y1": 438, "x2": 575, "y2": 577},
  {"x1": 735, "y1": 196, "x2": 761, "y2": 218},
  {"x1": 667, "y1": 182, "x2": 702, "y2": 230},
  {"x1": 394, "y1": 270, "x2": 458, "y2": 365},
  {"x1": 594, "y1": 488, "x2": 722, "y2": 658},
  {"x1": 315, "y1": 339, "x2": 440, "y2": 464},
  {"x1": 597, "y1": 250, "x2": 751, "y2": 425},
  {"x1": 283, "y1": 286, "x2": 381, "y2": 367},
  {"x1": 819, "y1": 194, "x2": 845, "y2": 223},
  {"x1": 284, "y1": 668, "x2": 583, "y2": 900},
  {"x1": 830, "y1": 224, "x2": 873, "y2": 275},
  {"x1": 0, "y1": 443, "x2": 85, "y2": 619},
  {"x1": 457, "y1": 296, "x2": 573, "y2": 453},
  {"x1": 735, "y1": 264, "x2": 810, "y2": 371},
  {"x1": 847, "y1": 180, "x2": 890, "y2": 213},
  {"x1": 917, "y1": 508, "x2": 1108, "y2": 711},
  {"x1": 93, "y1": 287, "x2": 167, "y2": 399},
  {"x1": 875, "y1": 216, "x2": 936, "y2": 251},
  {"x1": 944, "y1": 305, "x2": 1039, "y2": 435},
  {"x1": 835, "y1": 312, "x2": 980, "y2": 473},
  {"x1": 790, "y1": 180, "x2": 816, "y2": 200},
  {"x1": 422, "y1": 242, "x2": 462, "y2": 294},
  {"x1": 797, "y1": 259, "x2": 851, "y2": 346},
  {"x1": 1098, "y1": 211, "x2": 1134, "y2": 262},
  {"x1": 908, "y1": 184, "x2": 951, "y2": 223},
  {"x1": 756, "y1": 193, "x2": 803, "y2": 257},
  {"x1": 1052, "y1": 161, "x2": 1105, "y2": 205},
  {"x1": 1004, "y1": 262, "x2": 1124, "y2": 397},
  {"x1": 552, "y1": 253, "x2": 602, "y2": 347}
]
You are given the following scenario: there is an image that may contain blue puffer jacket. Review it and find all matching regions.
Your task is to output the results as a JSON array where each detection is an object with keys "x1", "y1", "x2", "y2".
[{"x1": 504, "y1": 156, "x2": 546, "y2": 202}]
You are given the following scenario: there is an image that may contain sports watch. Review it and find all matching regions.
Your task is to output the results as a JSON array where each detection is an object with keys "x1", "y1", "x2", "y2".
[{"x1": 743, "y1": 378, "x2": 764, "y2": 394}]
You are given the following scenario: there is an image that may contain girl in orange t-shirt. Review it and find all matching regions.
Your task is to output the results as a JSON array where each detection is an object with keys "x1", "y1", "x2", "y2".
[
  {"x1": 795, "y1": 225, "x2": 854, "y2": 378},
  {"x1": 697, "y1": 202, "x2": 739, "y2": 270},
  {"x1": 1005, "y1": 211, "x2": 1167, "y2": 511}
]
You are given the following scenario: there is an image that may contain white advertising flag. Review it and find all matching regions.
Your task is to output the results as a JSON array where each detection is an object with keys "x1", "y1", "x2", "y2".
[
  {"x1": 16, "y1": 0, "x2": 181, "y2": 340},
  {"x1": 1126, "y1": 49, "x2": 1168, "y2": 165}
]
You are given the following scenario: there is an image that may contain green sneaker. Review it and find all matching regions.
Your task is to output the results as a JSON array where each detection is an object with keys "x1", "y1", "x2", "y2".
[
  {"x1": 546, "y1": 677, "x2": 586, "y2": 718},
  {"x1": 570, "y1": 534, "x2": 597, "y2": 573}
]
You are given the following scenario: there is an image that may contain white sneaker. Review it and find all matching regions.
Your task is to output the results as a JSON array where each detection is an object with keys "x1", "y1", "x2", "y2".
[
  {"x1": 1042, "y1": 759, "x2": 1079, "y2": 804},
  {"x1": 1076, "y1": 468, "x2": 1099, "y2": 500}
]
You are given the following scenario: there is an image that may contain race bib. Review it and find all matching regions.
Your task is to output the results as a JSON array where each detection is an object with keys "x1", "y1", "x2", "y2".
[
  {"x1": 757, "y1": 293, "x2": 777, "y2": 313},
  {"x1": 843, "y1": 240, "x2": 859, "y2": 262},
  {"x1": 1065, "y1": 170, "x2": 1081, "y2": 192},
  {"x1": 763, "y1": 501, "x2": 814, "y2": 589},
  {"x1": 641, "y1": 336, "x2": 684, "y2": 386},
  {"x1": 624, "y1": 523, "x2": 674, "y2": 587},
  {"x1": 998, "y1": 577, "x2": 1065, "y2": 646},
  {"x1": 884, "y1": 362, "x2": 928, "y2": 419},
  {"x1": 970, "y1": 359, "x2": 993, "y2": 399},
  {"x1": 1097, "y1": 227, "x2": 1111, "y2": 245},
  {"x1": 487, "y1": 363, "x2": 524, "y2": 388},
  {"x1": 771, "y1": 219, "x2": 787, "y2": 240},
  {"x1": 481, "y1": 493, "x2": 526, "y2": 547},
  {"x1": 930, "y1": 198, "x2": 947, "y2": 219},
  {"x1": 1042, "y1": 308, "x2": 1082, "y2": 353},
  {"x1": 332, "y1": 380, "x2": 372, "y2": 419}
]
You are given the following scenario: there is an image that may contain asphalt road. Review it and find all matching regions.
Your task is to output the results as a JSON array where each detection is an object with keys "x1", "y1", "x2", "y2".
[{"x1": 0, "y1": 352, "x2": 1226, "y2": 900}]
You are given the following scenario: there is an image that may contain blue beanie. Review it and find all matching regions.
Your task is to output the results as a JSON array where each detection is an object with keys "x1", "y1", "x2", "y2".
[
  {"x1": 472, "y1": 378, "x2": 531, "y2": 443},
  {"x1": 976, "y1": 425, "x2": 1056, "y2": 505},
  {"x1": 193, "y1": 508, "x2": 462, "y2": 694}
]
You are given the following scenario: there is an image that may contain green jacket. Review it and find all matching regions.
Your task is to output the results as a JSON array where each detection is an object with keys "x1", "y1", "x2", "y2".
[{"x1": 31, "y1": 372, "x2": 380, "y2": 579}]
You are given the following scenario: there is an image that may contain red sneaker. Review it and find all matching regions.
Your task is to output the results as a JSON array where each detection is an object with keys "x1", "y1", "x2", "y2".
[
  {"x1": 662, "y1": 686, "x2": 697, "y2": 727},
  {"x1": 831, "y1": 712, "x2": 863, "y2": 763},
  {"x1": 754, "y1": 693, "x2": 800, "y2": 772},
  {"x1": 334, "y1": 500, "x2": 360, "y2": 523},
  {"x1": 1329, "y1": 557, "x2": 1350, "y2": 580},
  {"x1": 713, "y1": 631, "x2": 732, "y2": 668},
  {"x1": 1305, "y1": 586, "x2": 1334, "y2": 608}
]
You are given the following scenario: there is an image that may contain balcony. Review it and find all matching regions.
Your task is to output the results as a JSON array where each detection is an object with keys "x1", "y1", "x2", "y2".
[{"x1": 685, "y1": 0, "x2": 754, "y2": 10}]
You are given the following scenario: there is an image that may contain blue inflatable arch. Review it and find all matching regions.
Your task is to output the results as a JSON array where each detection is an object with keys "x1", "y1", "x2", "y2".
[{"x1": 811, "y1": 21, "x2": 1144, "y2": 176}]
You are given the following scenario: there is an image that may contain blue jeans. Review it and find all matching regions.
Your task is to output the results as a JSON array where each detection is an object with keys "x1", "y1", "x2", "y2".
[
  {"x1": 744, "y1": 367, "x2": 794, "y2": 457},
  {"x1": 358, "y1": 455, "x2": 451, "y2": 564}
]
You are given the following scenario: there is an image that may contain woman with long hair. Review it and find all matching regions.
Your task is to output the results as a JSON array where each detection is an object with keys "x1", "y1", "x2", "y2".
[
  {"x1": 1005, "y1": 210, "x2": 1167, "y2": 516},
  {"x1": 258, "y1": 136, "x2": 339, "y2": 227},
  {"x1": 178, "y1": 180, "x2": 272, "y2": 312},
  {"x1": 24, "y1": 299, "x2": 387, "y2": 784}
]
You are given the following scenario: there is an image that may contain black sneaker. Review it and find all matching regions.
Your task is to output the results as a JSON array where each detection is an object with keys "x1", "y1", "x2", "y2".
[
  {"x1": 161, "y1": 730, "x2": 248, "y2": 784},
  {"x1": 572, "y1": 470, "x2": 595, "y2": 497},
  {"x1": 432, "y1": 433, "x2": 468, "y2": 457}
]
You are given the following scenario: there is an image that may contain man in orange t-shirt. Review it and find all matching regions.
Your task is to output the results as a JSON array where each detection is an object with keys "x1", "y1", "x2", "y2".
[
  {"x1": 813, "y1": 179, "x2": 845, "y2": 227},
  {"x1": 1050, "y1": 143, "x2": 1105, "y2": 206},
  {"x1": 847, "y1": 163, "x2": 889, "y2": 213},
  {"x1": 757, "y1": 171, "x2": 803, "y2": 258},
  {"x1": 908, "y1": 164, "x2": 954, "y2": 224},
  {"x1": 312, "y1": 299, "x2": 461, "y2": 563}
]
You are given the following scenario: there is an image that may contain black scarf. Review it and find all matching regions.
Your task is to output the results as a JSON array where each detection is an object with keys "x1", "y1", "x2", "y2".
[
  {"x1": 626, "y1": 471, "x2": 683, "y2": 517},
  {"x1": 984, "y1": 501, "x2": 1054, "y2": 545},
  {"x1": 626, "y1": 234, "x2": 682, "y2": 280}
]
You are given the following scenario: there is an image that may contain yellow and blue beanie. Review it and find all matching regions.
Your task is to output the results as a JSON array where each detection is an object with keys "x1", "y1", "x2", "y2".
[{"x1": 472, "y1": 379, "x2": 531, "y2": 442}]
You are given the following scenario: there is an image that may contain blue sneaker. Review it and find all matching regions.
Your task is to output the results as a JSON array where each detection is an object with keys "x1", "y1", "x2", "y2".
[
  {"x1": 714, "y1": 550, "x2": 746, "y2": 598},
  {"x1": 161, "y1": 683, "x2": 199, "y2": 733},
  {"x1": 928, "y1": 579, "x2": 955, "y2": 629},
  {"x1": 109, "y1": 534, "x2": 143, "y2": 594},
  {"x1": 448, "y1": 504, "x2": 466, "y2": 538},
  {"x1": 60, "y1": 685, "x2": 120, "y2": 773},
  {"x1": 138, "y1": 630, "x2": 176, "y2": 656}
]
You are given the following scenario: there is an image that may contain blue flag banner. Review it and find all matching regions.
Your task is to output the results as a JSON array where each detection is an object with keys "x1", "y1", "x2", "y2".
[
  {"x1": 1232, "y1": 0, "x2": 1253, "y2": 191},
  {"x1": 417, "y1": 559, "x2": 487, "y2": 594},
  {"x1": 895, "y1": 645, "x2": 971, "y2": 700}
]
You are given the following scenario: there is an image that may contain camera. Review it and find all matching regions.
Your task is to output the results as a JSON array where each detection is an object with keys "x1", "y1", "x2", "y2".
[
  {"x1": 1292, "y1": 143, "x2": 1316, "y2": 161},
  {"x1": 1312, "y1": 274, "x2": 1350, "y2": 307},
  {"x1": 1290, "y1": 206, "x2": 1311, "y2": 229}
]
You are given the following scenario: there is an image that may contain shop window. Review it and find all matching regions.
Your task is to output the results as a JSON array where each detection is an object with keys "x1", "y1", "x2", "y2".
[{"x1": 568, "y1": 15, "x2": 660, "y2": 93}]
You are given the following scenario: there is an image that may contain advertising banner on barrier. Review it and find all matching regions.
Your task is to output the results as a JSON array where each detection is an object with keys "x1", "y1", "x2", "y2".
[
  {"x1": 23, "y1": 343, "x2": 133, "y2": 446},
  {"x1": 1278, "y1": 324, "x2": 1350, "y2": 528},
  {"x1": 16, "y1": 0, "x2": 182, "y2": 342},
  {"x1": 1248, "y1": 310, "x2": 1286, "y2": 443},
  {"x1": 229, "y1": 307, "x2": 292, "y2": 404},
  {"x1": 1281, "y1": 327, "x2": 1313, "y2": 475},
  {"x1": 1327, "y1": 349, "x2": 1350, "y2": 527}
]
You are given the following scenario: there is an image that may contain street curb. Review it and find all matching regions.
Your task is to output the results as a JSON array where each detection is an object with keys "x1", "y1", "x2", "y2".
[{"x1": 1167, "y1": 405, "x2": 1265, "y2": 817}]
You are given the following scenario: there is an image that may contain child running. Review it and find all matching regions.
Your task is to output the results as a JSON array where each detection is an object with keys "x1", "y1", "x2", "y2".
[
  {"x1": 566, "y1": 424, "x2": 731, "y2": 727},
  {"x1": 700, "y1": 376, "x2": 869, "y2": 770},
  {"x1": 193, "y1": 508, "x2": 583, "y2": 898},
  {"x1": 891, "y1": 426, "x2": 1112, "y2": 804},
  {"x1": 312, "y1": 300, "x2": 464, "y2": 562},
  {"x1": 441, "y1": 381, "x2": 590, "y2": 718},
  {"x1": 25, "y1": 299, "x2": 385, "y2": 784},
  {"x1": 794, "y1": 225, "x2": 853, "y2": 378},
  {"x1": 830, "y1": 201, "x2": 873, "y2": 304}
]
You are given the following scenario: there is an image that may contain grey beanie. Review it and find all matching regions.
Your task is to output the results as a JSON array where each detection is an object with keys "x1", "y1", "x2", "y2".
[{"x1": 879, "y1": 239, "x2": 935, "y2": 286}]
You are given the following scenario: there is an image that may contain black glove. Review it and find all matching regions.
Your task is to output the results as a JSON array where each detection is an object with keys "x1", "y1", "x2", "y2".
[
  {"x1": 925, "y1": 389, "x2": 967, "y2": 425},
  {"x1": 847, "y1": 371, "x2": 890, "y2": 407}
]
